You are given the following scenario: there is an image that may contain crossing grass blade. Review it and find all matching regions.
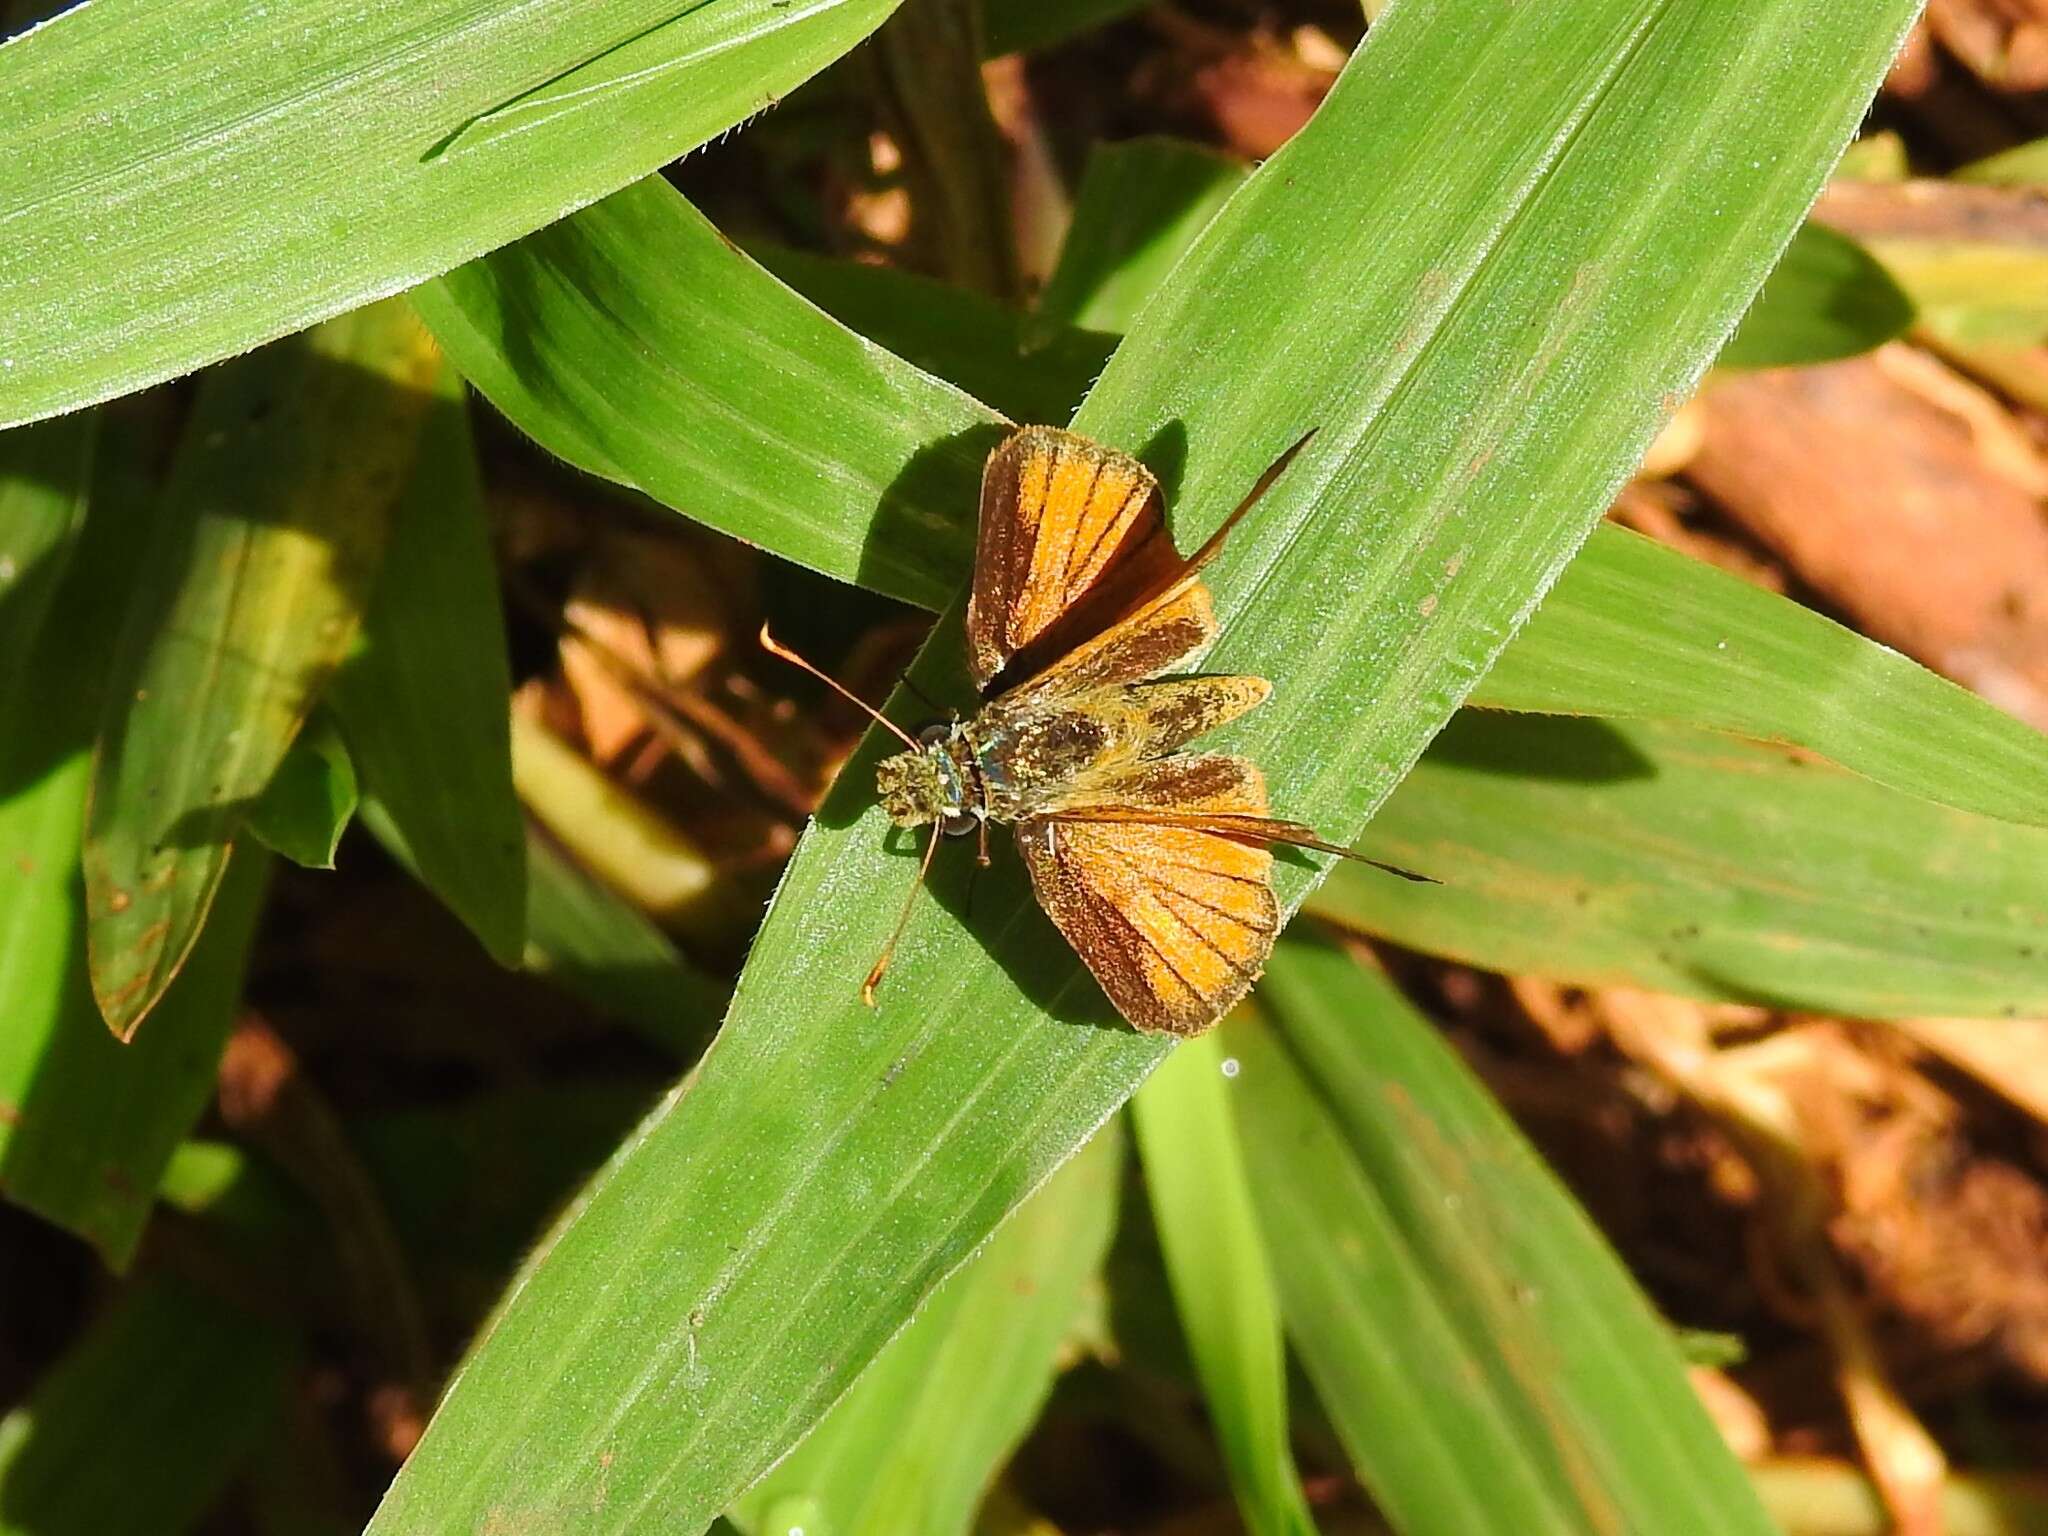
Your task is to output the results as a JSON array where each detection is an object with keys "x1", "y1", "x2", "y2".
[
  {"x1": 364, "y1": 5, "x2": 1917, "y2": 1532},
  {"x1": 1311, "y1": 712, "x2": 2048, "y2": 1019},
  {"x1": 0, "y1": 0, "x2": 903, "y2": 427},
  {"x1": 1233, "y1": 931, "x2": 1768, "y2": 1536},
  {"x1": 1131, "y1": 1034, "x2": 1317, "y2": 1536}
]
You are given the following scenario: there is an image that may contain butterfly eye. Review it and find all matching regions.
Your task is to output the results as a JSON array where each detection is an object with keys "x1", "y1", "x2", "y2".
[
  {"x1": 939, "y1": 811, "x2": 979, "y2": 839},
  {"x1": 915, "y1": 721, "x2": 953, "y2": 746}
]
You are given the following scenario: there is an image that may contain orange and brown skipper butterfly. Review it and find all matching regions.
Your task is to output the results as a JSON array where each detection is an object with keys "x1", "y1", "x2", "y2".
[{"x1": 766, "y1": 425, "x2": 1424, "y2": 1037}]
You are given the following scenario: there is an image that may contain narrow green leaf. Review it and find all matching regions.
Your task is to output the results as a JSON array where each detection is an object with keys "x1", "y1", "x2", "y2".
[
  {"x1": 329, "y1": 361, "x2": 526, "y2": 965},
  {"x1": 1717, "y1": 221, "x2": 1913, "y2": 369},
  {"x1": 1311, "y1": 712, "x2": 2048, "y2": 1019},
  {"x1": 1030, "y1": 137, "x2": 1247, "y2": 343},
  {"x1": 412, "y1": 178, "x2": 1002, "y2": 611},
  {"x1": 1235, "y1": 933, "x2": 1771, "y2": 1535},
  {"x1": 369, "y1": 7, "x2": 1912, "y2": 1534},
  {"x1": 85, "y1": 300, "x2": 437, "y2": 1038},
  {"x1": 246, "y1": 715, "x2": 359, "y2": 870},
  {"x1": 0, "y1": 1275, "x2": 295, "y2": 1536},
  {"x1": 731, "y1": 1123, "x2": 1122, "y2": 1536},
  {"x1": 522, "y1": 829, "x2": 729, "y2": 1060},
  {"x1": 0, "y1": 0, "x2": 903, "y2": 426},
  {"x1": 1131, "y1": 1033, "x2": 1316, "y2": 1536},
  {"x1": 0, "y1": 417, "x2": 272, "y2": 1268},
  {"x1": 1481, "y1": 524, "x2": 2048, "y2": 832}
]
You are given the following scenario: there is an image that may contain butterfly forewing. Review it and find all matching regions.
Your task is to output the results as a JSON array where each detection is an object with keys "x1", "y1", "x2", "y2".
[{"x1": 967, "y1": 428, "x2": 1181, "y2": 692}]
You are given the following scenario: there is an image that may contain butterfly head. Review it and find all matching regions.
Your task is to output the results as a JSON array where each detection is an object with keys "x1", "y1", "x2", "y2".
[{"x1": 876, "y1": 723, "x2": 979, "y2": 836}]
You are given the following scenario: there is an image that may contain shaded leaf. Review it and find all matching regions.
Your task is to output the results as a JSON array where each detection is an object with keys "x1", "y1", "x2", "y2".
[
  {"x1": 0, "y1": 415, "x2": 271, "y2": 1267},
  {"x1": 246, "y1": 716, "x2": 359, "y2": 870},
  {"x1": 0, "y1": 1276, "x2": 295, "y2": 1536},
  {"x1": 329, "y1": 361, "x2": 526, "y2": 964},
  {"x1": 1030, "y1": 137, "x2": 1247, "y2": 344},
  {"x1": 85, "y1": 300, "x2": 437, "y2": 1038}
]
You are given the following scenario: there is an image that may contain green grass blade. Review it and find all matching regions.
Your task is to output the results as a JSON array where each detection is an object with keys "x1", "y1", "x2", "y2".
[
  {"x1": 329, "y1": 361, "x2": 526, "y2": 964},
  {"x1": 1717, "y1": 221, "x2": 1913, "y2": 369},
  {"x1": 412, "y1": 178, "x2": 1001, "y2": 611},
  {"x1": 1131, "y1": 1034, "x2": 1316, "y2": 1536},
  {"x1": 0, "y1": 417, "x2": 271, "y2": 1267},
  {"x1": 730, "y1": 1124, "x2": 1122, "y2": 1536},
  {"x1": 0, "y1": 1275, "x2": 296, "y2": 1536},
  {"x1": 521, "y1": 829, "x2": 729, "y2": 1060},
  {"x1": 367, "y1": 6, "x2": 1913, "y2": 1532},
  {"x1": 84, "y1": 300, "x2": 437, "y2": 1038},
  {"x1": 0, "y1": 0, "x2": 902, "y2": 427},
  {"x1": 1029, "y1": 137, "x2": 1246, "y2": 344},
  {"x1": 246, "y1": 715, "x2": 359, "y2": 870},
  {"x1": 1312, "y1": 712, "x2": 2048, "y2": 1019},
  {"x1": 1483, "y1": 523, "x2": 2048, "y2": 830},
  {"x1": 1234, "y1": 931, "x2": 1771, "y2": 1536}
]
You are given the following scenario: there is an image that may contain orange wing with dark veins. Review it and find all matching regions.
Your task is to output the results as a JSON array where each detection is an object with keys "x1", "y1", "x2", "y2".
[
  {"x1": 966, "y1": 427, "x2": 1181, "y2": 692},
  {"x1": 1016, "y1": 755, "x2": 1280, "y2": 1036}
]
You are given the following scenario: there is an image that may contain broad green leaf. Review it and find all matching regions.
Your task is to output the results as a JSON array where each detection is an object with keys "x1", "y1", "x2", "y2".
[
  {"x1": 1479, "y1": 524, "x2": 2048, "y2": 832},
  {"x1": 246, "y1": 716, "x2": 359, "y2": 870},
  {"x1": 0, "y1": 0, "x2": 904, "y2": 426},
  {"x1": 1311, "y1": 712, "x2": 2048, "y2": 1019},
  {"x1": 1131, "y1": 1033, "x2": 1316, "y2": 1536},
  {"x1": 369, "y1": 7, "x2": 1911, "y2": 1533},
  {"x1": 1029, "y1": 137, "x2": 1247, "y2": 344},
  {"x1": 1234, "y1": 932, "x2": 1768, "y2": 1536},
  {"x1": 731, "y1": 1123, "x2": 1122, "y2": 1536},
  {"x1": 0, "y1": 1275, "x2": 296, "y2": 1536},
  {"x1": 522, "y1": 829, "x2": 729, "y2": 1060},
  {"x1": 329, "y1": 361, "x2": 526, "y2": 964},
  {"x1": 982, "y1": 0, "x2": 1146, "y2": 57},
  {"x1": 412, "y1": 178, "x2": 1001, "y2": 611},
  {"x1": 0, "y1": 416, "x2": 272, "y2": 1267},
  {"x1": 1716, "y1": 221, "x2": 1913, "y2": 369},
  {"x1": 85, "y1": 300, "x2": 437, "y2": 1039}
]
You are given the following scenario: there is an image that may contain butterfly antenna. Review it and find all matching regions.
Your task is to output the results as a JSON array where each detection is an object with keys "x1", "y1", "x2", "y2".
[
  {"x1": 862, "y1": 821, "x2": 945, "y2": 1006},
  {"x1": 1188, "y1": 426, "x2": 1320, "y2": 571},
  {"x1": 759, "y1": 623, "x2": 920, "y2": 751}
]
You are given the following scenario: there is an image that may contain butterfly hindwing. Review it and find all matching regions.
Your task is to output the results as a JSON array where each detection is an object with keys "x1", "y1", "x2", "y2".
[{"x1": 1016, "y1": 755, "x2": 1279, "y2": 1036}]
